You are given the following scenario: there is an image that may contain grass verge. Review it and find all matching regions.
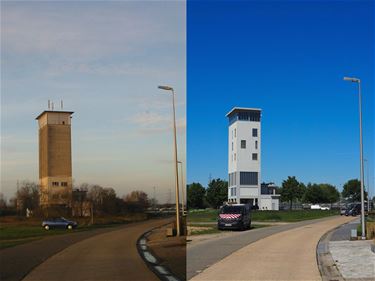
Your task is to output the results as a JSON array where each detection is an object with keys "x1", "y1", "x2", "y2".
[{"x1": 188, "y1": 223, "x2": 271, "y2": 236}]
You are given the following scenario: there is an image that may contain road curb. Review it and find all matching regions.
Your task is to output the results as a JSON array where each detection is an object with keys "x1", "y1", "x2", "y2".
[
  {"x1": 136, "y1": 225, "x2": 182, "y2": 281},
  {"x1": 316, "y1": 221, "x2": 350, "y2": 281}
]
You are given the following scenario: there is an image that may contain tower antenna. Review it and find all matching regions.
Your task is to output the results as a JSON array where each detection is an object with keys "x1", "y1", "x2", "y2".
[
  {"x1": 61, "y1": 100, "x2": 63, "y2": 110},
  {"x1": 51, "y1": 102, "x2": 54, "y2": 111},
  {"x1": 48, "y1": 100, "x2": 50, "y2": 110}
]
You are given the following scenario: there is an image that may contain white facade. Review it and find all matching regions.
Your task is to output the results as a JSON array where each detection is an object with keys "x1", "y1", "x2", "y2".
[{"x1": 227, "y1": 107, "x2": 279, "y2": 210}]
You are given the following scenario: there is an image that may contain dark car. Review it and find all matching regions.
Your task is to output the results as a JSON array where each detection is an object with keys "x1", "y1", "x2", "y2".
[
  {"x1": 218, "y1": 204, "x2": 251, "y2": 231},
  {"x1": 42, "y1": 217, "x2": 78, "y2": 230},
  {"x1": 345, "y1": 204, "x2": 361, "y2": 216}
]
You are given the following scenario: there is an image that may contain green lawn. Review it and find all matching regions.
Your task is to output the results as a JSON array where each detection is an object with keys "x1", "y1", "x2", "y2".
[
  {"x1": 188, "y1": 209, "x2": 339, "y2": 224},
  {"x1": 188, "y1": 223, "x2": 271, "y2": 235}
]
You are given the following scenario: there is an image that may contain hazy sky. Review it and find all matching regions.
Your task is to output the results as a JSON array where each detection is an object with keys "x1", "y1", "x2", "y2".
[
  {"x1": 1, "y1": 1, "x2": 186, "y2": 203},
  {"x1": 187, "y1": 1, "x2": 374, "y2": 195}
]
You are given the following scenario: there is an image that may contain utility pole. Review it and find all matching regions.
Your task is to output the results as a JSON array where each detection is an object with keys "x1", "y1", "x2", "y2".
[
  {"x1": 153, "y1": 186, "x2": 156, "y2": 210},
  {"x1": 344, "y1": 77, "x2": 366, "y2": 239},
  {"x1": 158, "y1": 85, "x2": 181, "y2": 236}
]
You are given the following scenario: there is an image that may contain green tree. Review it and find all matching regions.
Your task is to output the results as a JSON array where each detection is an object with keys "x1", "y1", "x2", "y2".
[
  {"x1": 187, "y1": 183, "x2": 206, "y2": 209},
  {"x1": 205, "y1": 178, "x2": 228, "y2": 208},
  {"x1": 342, "y1": 179, "x2": 367, "y2": 202},
  {"x1": 303, "y1": 183, "x2": 323, "y2": 204},
  {"x1": 280, "y1": 176, "x2": 305, "y2": 209},
  {"x1": 320, "y1": 184, "x2": 340, "y2": 206}
]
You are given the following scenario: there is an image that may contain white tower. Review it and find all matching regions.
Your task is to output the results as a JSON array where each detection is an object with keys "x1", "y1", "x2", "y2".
[{"x1": 227, "y1": 107, "x2": 261, "y2": 206}]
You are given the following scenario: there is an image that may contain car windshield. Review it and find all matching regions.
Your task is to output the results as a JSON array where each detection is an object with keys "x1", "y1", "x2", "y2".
[{"x1": 220, "y1": 206, "x2": 243, "y2": 214}]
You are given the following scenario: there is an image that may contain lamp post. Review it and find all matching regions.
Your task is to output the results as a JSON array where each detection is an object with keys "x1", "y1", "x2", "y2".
[
  {"x1": 158, "y1": 85, "x2": 181, "y2": 236},
  {"x1": 343, "y1": 76, "x2": 366, "y2": 239},
  {"x1": 178, "y1": 160, "x2": 185, "y2": 215}
]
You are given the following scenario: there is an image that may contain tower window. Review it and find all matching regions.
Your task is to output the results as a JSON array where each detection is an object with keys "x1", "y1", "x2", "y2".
[
  {"x1": 61, "y1": 182, "x2": 68, "y2": 187},
  {"x1": 255, "y1": 140, "x2": 258, "y2": 149},
  {"x1": 232, "y1": 142, "x2": 233, "y2": 151},
  {"x1": 252, "y1": 153, "x2": 258, "y2": 160},
  {"x1": 241, "y1": 140, "x2": 246, "y2": 149},
  {"x1": 234, "y1": 153, "x2": 236, "y2": 161},
  {"x1": 62, "y1": 121, "x2": 65, "y2": 125},
  {"x1": 252, "y1": 128, "x2": 258, "y2": 137},
  {"x1": 52, "y1": 182, "x2": 59, "y2": 186}
]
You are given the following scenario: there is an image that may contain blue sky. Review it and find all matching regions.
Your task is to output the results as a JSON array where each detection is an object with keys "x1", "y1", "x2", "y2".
[
  {"x1": 1, "y1": 1, "x2": 186, "y2": 202},
  {"x1": 187, "y1": 0, "x2": 374, "y2": 195}
]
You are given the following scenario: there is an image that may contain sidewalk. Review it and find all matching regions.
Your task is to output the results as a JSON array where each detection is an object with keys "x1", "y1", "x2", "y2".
[{"x1": 326, "y1": 218, "x2": 375, "y2": 280}]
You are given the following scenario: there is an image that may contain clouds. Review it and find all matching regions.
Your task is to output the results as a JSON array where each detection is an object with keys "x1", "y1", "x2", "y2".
[{"x1": 2, "y1": 1, "x2": 184, "y2": 59}]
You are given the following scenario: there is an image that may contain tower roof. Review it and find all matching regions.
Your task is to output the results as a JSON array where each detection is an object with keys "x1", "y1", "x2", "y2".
[
  {"x1": 226, "y1": 107, "x2": 261, "y2": 118},
  {"x1": 35, "y1": 111, "x2": 74, "y2": 120}
]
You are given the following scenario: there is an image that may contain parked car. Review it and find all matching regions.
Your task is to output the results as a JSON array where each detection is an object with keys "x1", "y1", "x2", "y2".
[
  {"x1": 218, "y1": 204, "x2": 251, "y2": 231},
  {"x1": 340, "y1": 207, "x2": 347, "y2": 216},
  {"x1": 345, "y1": 204, "x2": 361, "y2": 216},
  {"x1": 310, "y1": 204, "x2": 330, "y2": 210},
  {"x1": 42, "y1": 217, "x2": 78, "y2": 230}
]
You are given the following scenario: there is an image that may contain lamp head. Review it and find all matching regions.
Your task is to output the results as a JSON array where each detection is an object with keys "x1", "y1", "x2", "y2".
[
  {"x1": 158, "y1": 85, "x2": 174, "y2": 91},
  {"x1": 343, "y1": 77, "x2": 360, "y2": 83}
]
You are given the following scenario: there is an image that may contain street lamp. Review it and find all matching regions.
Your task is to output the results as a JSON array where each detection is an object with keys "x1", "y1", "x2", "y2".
[
  {"x1": 158, "y1": 85, "x2": 181, "y2": 236},
  {"x1": 178, "y1": 160, "x2": 185, "y2": 215},
  {"x1": 343, "y1": 76, "x2": 366, "y2": 239}
]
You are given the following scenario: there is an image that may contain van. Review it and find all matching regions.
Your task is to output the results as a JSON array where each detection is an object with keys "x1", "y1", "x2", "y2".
[{"x1": 217, "y1": 204, "x2": 251, "y2": 230}]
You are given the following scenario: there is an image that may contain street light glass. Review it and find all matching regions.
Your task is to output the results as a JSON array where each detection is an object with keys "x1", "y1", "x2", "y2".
[
  {"x1": 343, "y1": 77, "x2": 360, "y2": 83},
  {"x1": 158, "y1": 85, "x2": 173, "y2": 91}
]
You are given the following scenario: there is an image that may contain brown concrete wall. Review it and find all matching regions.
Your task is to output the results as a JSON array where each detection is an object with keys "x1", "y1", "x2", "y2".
[
  {"x1": 39, "y1": 126, "x2": 49, "y2": 179},
  {"x1": 47, "y1": 125, "x2": 72, "y2": 177}
]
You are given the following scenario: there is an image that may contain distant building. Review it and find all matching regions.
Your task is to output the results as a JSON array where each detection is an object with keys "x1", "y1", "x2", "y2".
[
  {"x1": 226, "y1": 107, "x2": 279, "y2": 210},
  {"x1": 36, "y1": 110, "x2": 74, "y2": 207}
]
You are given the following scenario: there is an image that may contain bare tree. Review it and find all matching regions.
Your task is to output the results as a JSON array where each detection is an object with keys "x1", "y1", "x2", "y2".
[
  {"x1": 123, "y1": 191, "x2": 149, "y2": 212},
  {"x1": 15, "y1": 181, "x2": 39, "y2": 214},
  {"x1": 0, "y1": 193, "x2": 7, "y2": 209}
]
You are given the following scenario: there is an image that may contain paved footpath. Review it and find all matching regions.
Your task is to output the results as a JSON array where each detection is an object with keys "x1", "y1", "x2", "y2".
[
  {"x1": 191, "y1": 216, "x2": 353, "y2": 281},
  {"x1": 328, "y1": 218, "x2": 375, "y2": 280},
  {"x1": 22, "y1": 218, "x2": 172, "y2": 281}
]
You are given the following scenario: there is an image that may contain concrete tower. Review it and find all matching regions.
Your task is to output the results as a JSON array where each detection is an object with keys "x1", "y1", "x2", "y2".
[
  {"x1": 227, "y1": 107, "x2": 261, "y2": 205},
  {"x1": 36, "y1": 109, "x2": 74, "y2": 207}
]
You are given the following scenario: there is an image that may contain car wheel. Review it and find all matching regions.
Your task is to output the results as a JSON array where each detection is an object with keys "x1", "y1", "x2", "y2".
[
  {"x1": 44, "y1": 225, "x2": 50, "y2": 230},
  {"x1": 67, "y1": 224, "x2": 73, "y2": 230}
]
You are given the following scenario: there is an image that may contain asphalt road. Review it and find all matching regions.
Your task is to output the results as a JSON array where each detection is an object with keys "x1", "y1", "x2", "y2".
[
  {"x1": 1, "y1": 223, "x2": 135, "y2": 281},
  {"x1": 187, "y1": 216, "x2": 351, "y2": 280},
  {"x1": 21, "y1": 218, "x2": 173, "y2": 281},
  {"x1": 190, "y1": 216, "x2": 353, "y2": 281}
]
